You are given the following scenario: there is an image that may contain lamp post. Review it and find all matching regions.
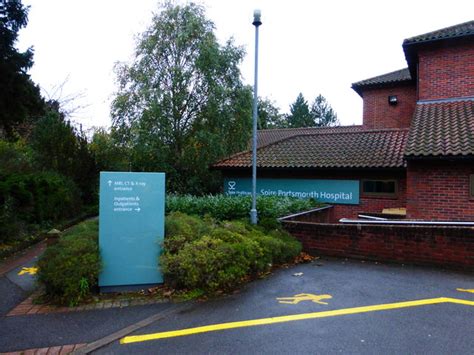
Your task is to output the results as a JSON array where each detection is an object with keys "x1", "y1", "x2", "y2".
[{"x1": 250, "y1": 9, "x2": 261, "y2": 225}]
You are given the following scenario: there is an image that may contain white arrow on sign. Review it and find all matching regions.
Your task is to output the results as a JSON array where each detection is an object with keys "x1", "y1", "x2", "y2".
[{"x1": 135, "y1": 208, "x2": 141, "y2": 212}]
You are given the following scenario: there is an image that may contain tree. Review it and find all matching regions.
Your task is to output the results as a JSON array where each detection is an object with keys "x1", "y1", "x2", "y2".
[
  {"x1": 89, "y1": 128, "x2": 129, "y2": 172},
  {"x1": 286, "y1": 93, "x2": 312, "y2": 128},
  {"x1": 30, "y1": 104, "x2": 97, "y2": 203},
  {"x1": 257, "y1": 98, "x2": 286, "y2": 129},
  {"x1": 0, "y1": 0, "x2": 44, "y2": 138},
  {"x1": 111, "y1": 2, "x2": 252, "y2": 193},
  {"x1": 310, "y1": 94, "x2": 339, "y2": 127}
]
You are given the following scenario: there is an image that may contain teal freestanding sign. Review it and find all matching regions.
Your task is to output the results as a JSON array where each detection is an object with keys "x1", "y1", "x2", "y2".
[
  {"x1": 224, "y1": 178, "x2": 359, "y2": 205},
  {"x1": 99, "y1": 172, "x2": 165, "y2": 289}
]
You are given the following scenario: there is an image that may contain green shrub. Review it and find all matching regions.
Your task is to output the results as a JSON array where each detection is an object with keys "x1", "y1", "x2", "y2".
[
  {"x1": 0, "y1": 140, "x2": 36, "y2": 174},
  {"x1": 37, "y1": 220, "x2": 100, "y2": 306},
  {"x1": 0, "y1": 172, "x2": 81, "y2": 243},
  {"x1": 163, "y1": 212, "x2": 211, "y2": 253},
  {"x1": 161, "y1": 212, "x2": 301, "y2": 293},
  {"x1": 166, "y1": 194, "x2": 319, "y2": 221}
]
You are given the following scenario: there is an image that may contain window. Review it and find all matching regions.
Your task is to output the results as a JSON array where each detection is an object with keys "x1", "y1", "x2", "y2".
[
  {"x1": 361, "y1": 180, "x2": 398, "y2": 198},
  {"x1": 470, "y1": 175, "x2": 474, "y2": 199}
]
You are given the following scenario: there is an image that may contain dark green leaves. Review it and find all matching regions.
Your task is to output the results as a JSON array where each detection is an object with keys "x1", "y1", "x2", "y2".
[{"x1": 111, "y1": 2, "x2": 251, "y2": 193}]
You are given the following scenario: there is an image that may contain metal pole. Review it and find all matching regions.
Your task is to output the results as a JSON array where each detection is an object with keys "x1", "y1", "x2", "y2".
[{"x1": 250, "y1": 10, "x2": 261, "y2": 225}]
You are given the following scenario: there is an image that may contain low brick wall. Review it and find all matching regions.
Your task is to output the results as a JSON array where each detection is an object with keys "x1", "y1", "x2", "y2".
[{"x1": 282, "y1": 220, "x2": 474, "y2": 270}]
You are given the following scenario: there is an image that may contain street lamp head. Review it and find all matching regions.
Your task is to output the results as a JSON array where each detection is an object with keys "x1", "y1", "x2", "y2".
[{"x1": 253, "y1": 9, "x2": 262, "y2": 27}]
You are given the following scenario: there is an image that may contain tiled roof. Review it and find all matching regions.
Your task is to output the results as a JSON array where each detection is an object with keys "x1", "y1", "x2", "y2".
[
  {"x1": 256, "y1": 125, "x2": 364, "y2": 148},
  {"x1": 403, "y1": 20, "x2": 474, "y2": 45},
  {"x1": 405, "y1": 99, "x2": 474, "y2": 158},
  {"x1": 403, "y1": 21, "x2": 474, "y2": 77},
  {"x1": 215, "y1": 128, "x2": 409, "y2": 169},
  {"x1": 351, "y1": 68, "x2": 412, "y2": 96}
]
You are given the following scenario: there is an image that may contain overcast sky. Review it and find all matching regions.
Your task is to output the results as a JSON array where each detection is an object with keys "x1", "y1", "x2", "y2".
[{"x1": 18, "y1": 0, "x2": 473, "y2": 130}]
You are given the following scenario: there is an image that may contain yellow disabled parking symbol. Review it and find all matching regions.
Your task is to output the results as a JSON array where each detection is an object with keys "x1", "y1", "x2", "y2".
[{"x1": 277, "y1": 293, "x2": 332, "y2": 305}]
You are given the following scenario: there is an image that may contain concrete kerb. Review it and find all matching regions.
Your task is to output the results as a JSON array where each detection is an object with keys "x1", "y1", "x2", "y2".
[{"x1": 72, "y1": 303, "x2": 192, "y2": 354}]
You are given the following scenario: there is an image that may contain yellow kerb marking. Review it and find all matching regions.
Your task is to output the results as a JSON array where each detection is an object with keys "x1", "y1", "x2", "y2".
[
  {"x1": 18, "y1": 267, "x2": 38, "y2": 276},
  {"x1": 276, "y1": 293, "x2": 332, "y2": 305},
  {"x1": 457, "y1": 288, "x2": 474, "y2": 294},
  {"x1": 120, "y1": 297, "x2": 474, "y2": 345}
]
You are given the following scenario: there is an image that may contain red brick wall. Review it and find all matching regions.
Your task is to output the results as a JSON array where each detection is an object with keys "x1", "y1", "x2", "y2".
[
  {"x1": 361, "y1": 85, "x2": 417, "y2": 129},
  {"x1": 406, "y1": 161, "x2": 474, "y2": 221},
  {"x1": 418, "y1": 42, "x2": 474, "y2": 101},
  {"x1": 331, "y1": 194, "x2": 405, "y2": 221},
  {"x1": 282, "y1": 221, "x2": 474, "y2": 269}
]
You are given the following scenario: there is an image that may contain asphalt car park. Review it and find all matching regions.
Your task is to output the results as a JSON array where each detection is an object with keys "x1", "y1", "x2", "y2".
[{"x1": 95, "y1": 258, "x2": 474, "y2": 354}]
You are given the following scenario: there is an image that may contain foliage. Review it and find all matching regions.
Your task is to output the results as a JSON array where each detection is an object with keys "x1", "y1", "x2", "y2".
[
  {"x1": 111, "y1": 2, "x2": 252, "y2": 194},
  {"x1": 37, "y1": 219, "x2": 101, "y2": 306},
  {"x1": 0, "y1": 139, "x2": 35, "y2": 174},
  {"x1": 0, "y1": 0, "x2": 44, "y2": 138},
  {"x1": 286, "y1": 93, "x2": 313, "y2": 128},
  {"x1": 310, "y1": 94, "x2": 339, "y2": 127},
  {"x1": 166, "y1": 194, "x2": 320, "y2": 221},
  {"x1": 89, "y1": 128, "x2": 129, "y2": 172},
  {"x1": 0, "y1": 2, "x2": 99, "y2": 249},
  {"x1": 0, "y1": 172, "x2": 81, "y2": 243},
  {"x1": 30, "y1": 107, "x2": 97, "y2": 203},
  {"x1": 257, "y1": 97, "x2": 286, "y2": 129},
  {"x1": 161, "y1": 213, "x2": 301, "y2": 292},
  {"x1": 286, "y1": 93, "x2": 339, "y2": 128}
]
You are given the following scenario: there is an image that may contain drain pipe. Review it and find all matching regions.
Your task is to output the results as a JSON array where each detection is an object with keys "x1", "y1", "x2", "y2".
[{"x1": 339, "y1": 218, "x2": 474, "y2": 226}]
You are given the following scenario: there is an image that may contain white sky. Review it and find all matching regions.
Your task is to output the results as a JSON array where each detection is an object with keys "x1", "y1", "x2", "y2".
[{"x1": 18, "y1": 0, "x2": 473, "y2": 130}]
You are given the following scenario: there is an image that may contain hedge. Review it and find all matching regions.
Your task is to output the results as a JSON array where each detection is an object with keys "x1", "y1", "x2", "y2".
[{"x1": 166, "y1": 195, "x2": 319, "y2": 221}]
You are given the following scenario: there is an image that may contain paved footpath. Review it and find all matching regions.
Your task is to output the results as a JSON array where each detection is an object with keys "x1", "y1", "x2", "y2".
[
  {"x1": 1, "y1": 242, "x2": 473, "y2": 354},
  {"x1": 0, "y1": 241, "x2": 181, "y2": 354}
]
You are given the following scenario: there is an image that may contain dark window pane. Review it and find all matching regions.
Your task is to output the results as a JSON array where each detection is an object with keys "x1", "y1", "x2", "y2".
[{"x1": 362, "y1": 180, "x2": 396, "y2": 195}]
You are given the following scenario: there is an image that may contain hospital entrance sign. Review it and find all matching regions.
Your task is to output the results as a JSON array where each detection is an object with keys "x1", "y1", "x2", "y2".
[{"x1": 99, "y1": 172, "x2": 165, "y2": 290}]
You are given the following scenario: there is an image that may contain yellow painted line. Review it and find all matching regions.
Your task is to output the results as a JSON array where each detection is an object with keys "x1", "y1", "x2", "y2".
[
  {"x1": 457, "y1": 288, "x2": 474, "y2": 294},
  {"x1": 121, "y1": 297, "x2": 474, "y2": 344}
]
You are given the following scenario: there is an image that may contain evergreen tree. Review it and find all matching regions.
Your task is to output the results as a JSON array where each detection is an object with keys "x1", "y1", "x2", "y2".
[
  {"x1": 310, "y1": 94, "x2": 339, "y2": 127},
  {"x1": 30, "y1": 103, "x2": 97, "y2": 203},
  {"x1": 0, "y1": 0, "x2": 44, "y2": 138},
  {"x1": 286, "y1": 93, "x2": 312, "y2": 128}
]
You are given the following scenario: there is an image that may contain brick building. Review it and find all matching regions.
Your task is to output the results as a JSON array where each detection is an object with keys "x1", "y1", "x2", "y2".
[{"x1": 213, "y1": 21, "x2": 474, "y2": 222}]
